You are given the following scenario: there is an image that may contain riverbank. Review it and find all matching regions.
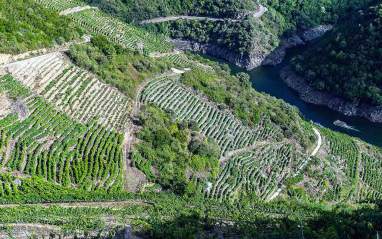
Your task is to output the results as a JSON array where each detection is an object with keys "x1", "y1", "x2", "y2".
[
  {"x1": 193, "y1": 49, "x2": 382, "y2": 147},
  {"x1": 169, "y1": 25, "x2": 333, "y2": 70},
  {"x1": 280, "y1": 66, "x2": 382, "y2": 123}
]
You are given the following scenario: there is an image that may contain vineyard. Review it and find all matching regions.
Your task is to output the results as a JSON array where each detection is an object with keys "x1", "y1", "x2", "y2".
[
  {"x1": 204, "y1": 143, "x2": 294, "y2": 201},
  {"x1": 0, "y1": 52, "x2": 131, "y2": 132},
  {"x1": 34, "y1": 0, "x2": 86, "y2": 12},
  {"x1": 292, "y1": 128, "x2": 381, "y2": 203},
  {"x1": 32, "y1": 0, "x2": 193, "y2": 66},
  {"x1": 319, "y1": 129, "x2": 361, "y2": 201},
  {"x1": 68, "y1": 9, "x2": 172, "y2": 54},
  {"x1": 140, "y1": 78, "x2": 283, "y2": 156},
  {"x1": 33, "y1": 0, "x2": 173, "y2": 55},
  {"x1": 0, "y1": 75, "x2": 124, "y2": 193},
  {"x1": 359, "y1": 150, "x2": 382, "y2": 201}
]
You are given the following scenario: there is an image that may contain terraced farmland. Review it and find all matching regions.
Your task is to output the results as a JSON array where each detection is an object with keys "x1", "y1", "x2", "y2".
[
  {"x1": 163, "y1": 54, "x2": 191, "y2": 66},
  {"x1": 359, "y1": 151, "x2": 382, "y2": 200},
  {"x1": 0, "y1": 52, "x2": 131, "y2": 131},
  {"x1": 205, "y1": 144, "x2": 294, "y2": 201},
  {"x1": 316, "y1": 129, "x2": 362, "y2": 201},
  {"x1": 67, "y1": 9, "x2": 172, "y2": 54},
  {"x1": 34, "y1": 0, "x2": 86, "y2": 11},
  {"x1": 141, "y1": 78, "x2": 282, "y2": 156},
  {"x1": 0, "y1": 76, "x2": 124, "y2": 192},
  {"x1": 33, "y1": 0, "x2": 186, "y2": 64}
]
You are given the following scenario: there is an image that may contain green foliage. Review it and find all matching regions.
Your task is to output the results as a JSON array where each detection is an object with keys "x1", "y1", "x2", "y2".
[
  {"x1": 1, "y1": 182, "x2": 381, "y2": 239},
  {"x1": 292, "y1": 3, "x2": 382, "y2": 105},
  {"x1": 264, "y1": 0, "x2": 374, "y2": 31},
  {"x1": 0, "y1": 74, "x2": 31, "y2": 98},
  {"x1": 68, "y1": 8, "x2": 172, "y2": 54},
  {"x1": 142, "y1": 19, "x2": 262, "y2": 54},
  {"x1": 0, "y1": 0, "x2": 82, "y2": 54},
  {"x1": 83, "y1": 0, "x2": 257, "y2": 21},
  {"x1": 178, "y1": 62, "x2": 313, "y2": 146},
  {"x1": 134, "y1": 105, "x2": 219, "y2": 194},
  {"x1": 68, "y1": 37, "x2": 174, "y2": 98},
  {"x1": 0, "y1": 90, "x2": 125, "y2": 194}
]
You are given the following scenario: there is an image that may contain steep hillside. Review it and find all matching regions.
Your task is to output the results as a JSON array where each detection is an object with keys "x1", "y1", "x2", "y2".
[
  {"x1": 82, "y1": 0, "x2": 258, "y2": 21},
  {"x1": 0, "y1": 0, "x2": 381, "y2": 238},
  {"x1": 140, "y1": 0, "x2": 375, "y2": 69},
  {"x1": 291, "y1": 3, "x2": 382, "y2": 105},
  {"x1": 0, "y1": 0, "x2": 83, "y2": 55}
]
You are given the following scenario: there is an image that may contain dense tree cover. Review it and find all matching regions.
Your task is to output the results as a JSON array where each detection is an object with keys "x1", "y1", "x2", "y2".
[
  {"x1": 264, "y1": 0, "x2": 375, "y2": 32},
  {"x1": 0, "y1": 0, "x2": 83, "y2": 54},
  {"x1": 141, "y1": 0, "x2": 375, "y2": 57},
  {"x1": 291, "y1": 3, "x2": 382, "y2": 105},
  {"x1": 68, "y1": 36, "x2": 175, "y2": 98},
  {"x1": 82, "y1": 0, "x2": 256, "y2": 22},
  {"x1": 142, "y1": 19, "x2": 279, "y2": 55},
  {"x1": 181, "y1": 53, "x2": 316, "y2": 148},
  {"x1": 134, "y1": 105, "x2": 220, "y2": 194}
]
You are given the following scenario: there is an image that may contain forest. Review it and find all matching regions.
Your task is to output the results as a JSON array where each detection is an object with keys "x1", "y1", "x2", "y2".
[
  {"x1": 291, "y1": 3, "x2": 382, "y2": 105},
  {"x1": 0, "y1": 0, "x2": 83, "y2": 54},
  {"x1": 140, "y1": 0, "x2": 376, "y2": 58},
  {"x1": 81, "y1": 0, "x2": 257, "y2": 22}
]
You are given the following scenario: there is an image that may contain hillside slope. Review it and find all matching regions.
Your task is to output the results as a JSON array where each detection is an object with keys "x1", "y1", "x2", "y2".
[
  {"x1": 0, "y1": 0, "x2": 83, "y2": 55},
  {"x1": 140, "y1": 0, "x2": 376, "y2": 69},
  {"x1": 0, "y1": 0, "x2": 381, "y2": 238},
  {"x1": 291, "y1": 3, "x2": 382, "y2": 105}
]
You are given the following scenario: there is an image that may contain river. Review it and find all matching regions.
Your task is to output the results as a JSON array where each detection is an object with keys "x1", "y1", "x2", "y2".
[{"x1": 195, "y1": 49, "x2": 382, "y2": 147}]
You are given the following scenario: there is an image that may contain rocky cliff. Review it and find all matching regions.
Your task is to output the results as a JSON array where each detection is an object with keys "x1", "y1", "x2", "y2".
[
  {"x1": 168, "y1": 25, "x2": 333, "y2": 70},
  {"x1": 280, "y1": 66, "x2": 382, "y2": 123}
]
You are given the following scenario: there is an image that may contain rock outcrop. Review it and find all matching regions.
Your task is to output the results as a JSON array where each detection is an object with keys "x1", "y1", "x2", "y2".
[
  {"x1": 280, "y1": 66, "x2": 382, "y2": 123},
  {"x1": 168, "y1": 24, "x2": 333, "y2": 70}
]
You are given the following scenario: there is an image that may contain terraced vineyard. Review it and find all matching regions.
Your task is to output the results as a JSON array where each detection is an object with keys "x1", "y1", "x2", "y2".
[
  {"x1": 0, "y1": 52, "x2": 131, "y2": 131},
  {"x1": 32, "y1": 0, "x2": 190, "y2": 65},
  {"x1": 68, "y1": 9, "x2": 172, "y2": 54},
  {"x1": 162, "y1": 54, "x2": 191, "y2": 66},
  {"x1": 34, "y1": 0, "x2": 86, "y2": 11},
  {"x1": 141, "y1": 78, "x2": 283, "y2": 156},
  {"x1": 33, "y1": 0, "x2": 173, "y2": 55},
  {"x1": 359, "y1": 151, "x2": 382, "y2": 200},
  {"x1": 205, "y1": 143, "x2": 294, "y2": 201},
  {"x1": 0, "y1": 76, "x2": 124, "y2": 192},
  {"x1": 317, "y1": 129, "x2": 362, "y2": 201}
]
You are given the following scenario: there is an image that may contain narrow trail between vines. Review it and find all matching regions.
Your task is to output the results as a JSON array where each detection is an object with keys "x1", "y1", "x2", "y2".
[
  {"x1": 220, "y1": 141, "x2": 272, "y2": 162},
  {"x1": 267, "y1": 128, "x2": 322, "y2": 201}
]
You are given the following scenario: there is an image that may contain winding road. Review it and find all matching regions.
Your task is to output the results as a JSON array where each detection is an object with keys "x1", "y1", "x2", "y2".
[
  {"x1": 268, "y1": 128, "x2": 322, "y2": 201},
  {"x1": 139, "y1": 5, "x2": 267, "y2": 24}
]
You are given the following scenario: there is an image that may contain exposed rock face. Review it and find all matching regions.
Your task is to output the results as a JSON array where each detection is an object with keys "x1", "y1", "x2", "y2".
[
  {"x1": 280, "y1": 66, "x2": 382, "y2": 123},
  {"x1": 12, "y1": 99, "x2": 30, "y2": 120},
  {"x1": 168, "y1": 38, "x2": 249, "y2": 67},
  {"x1": 168, "y1": 24, "x2": 333, "y2": 70},
  {"x1": 302, "y1": 25, "x2": 334, "y2": 42}
]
